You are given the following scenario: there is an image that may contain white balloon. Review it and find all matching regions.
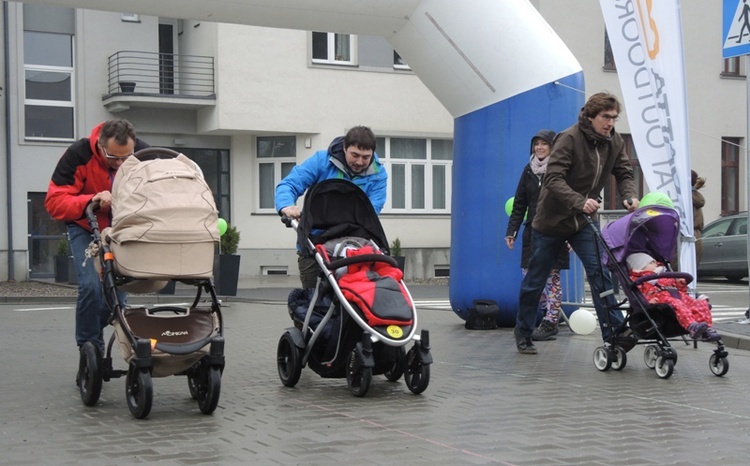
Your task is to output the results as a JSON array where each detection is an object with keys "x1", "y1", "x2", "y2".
[{"x1": 569, "y1": 309, "x2": 597, "y2": 335}]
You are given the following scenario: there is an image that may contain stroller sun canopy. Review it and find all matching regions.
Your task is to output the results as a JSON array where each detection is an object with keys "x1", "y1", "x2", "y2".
[
  {"x1": 601, "y1": 205, "x2": 681, "y2": 268},
  {"x1": 297, "y1": 179, "x2": 389, "y2": 255}
]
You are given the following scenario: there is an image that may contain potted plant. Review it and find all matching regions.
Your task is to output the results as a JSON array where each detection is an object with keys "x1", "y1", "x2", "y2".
[
  {"x1": 214, "y1": 222, "x2": 241, "y2": 296},
  {"x1": 390, "y1": 237, "x2": 405, "y2": 272},
  {"x1": 54, "y1": 238, "x2": 70, "y2": 283}
]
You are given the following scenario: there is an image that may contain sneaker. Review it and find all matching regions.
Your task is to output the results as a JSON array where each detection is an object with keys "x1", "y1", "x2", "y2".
[
  {"x1": 514, "y1": 328, "x2": 538, "y2": 354},
  {"x1": 531, "y1": 320, "x2": 558, "y2": 341},
  {"x1": 687, "y1": 322, "x2": 708, "y2": 340},
  {"x1": 702, "y1": 327, "x2": 721, "y2": 342}
]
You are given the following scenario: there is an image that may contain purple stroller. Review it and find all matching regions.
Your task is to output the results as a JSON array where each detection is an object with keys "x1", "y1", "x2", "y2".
[{"x1": 593, "y1": 205, "x2": 728, "y2": 379}]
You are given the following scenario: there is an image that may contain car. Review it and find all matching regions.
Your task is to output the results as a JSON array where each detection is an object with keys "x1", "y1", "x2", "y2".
[{"x1": 697, "y1": 212, "x2": 748, "y2": 282}]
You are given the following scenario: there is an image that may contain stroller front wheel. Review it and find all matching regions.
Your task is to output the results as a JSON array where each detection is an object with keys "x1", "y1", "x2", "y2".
[
  {"x1": 126, "y1": 365, "x2": 153, "y2": 419},
  {"x1": 593, "y1": 346, "x2": 613, "y2": 371},
  {"x1": 346, "y1": 348, "x2": 372, "y2": 397},
  {"x1": 404, "y1": 345, "x2": 430, "y2": 394},
  {"x1": 709, "y1": 353, "x2": 729, "y2": 377},
  {"x1": 197, "y1": 366, "x2": 222, "y2": 414},
  {"x1": 643, "y1": 345, "x2": 659, "y2": 369},
  {"x1": 654, "y1": 356, "x2": 675, "y2": 379},
  {"x1": 611, "y1": 346, "x2": 627, "y2": 371},
  {"x1": 383, "y1": 347, "x2": 406, "y2": 382}
]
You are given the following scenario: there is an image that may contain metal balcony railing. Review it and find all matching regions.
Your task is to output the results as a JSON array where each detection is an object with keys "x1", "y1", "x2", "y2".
[{"x1": 107, "y1": 50, "x2": 215, "y2": 97}]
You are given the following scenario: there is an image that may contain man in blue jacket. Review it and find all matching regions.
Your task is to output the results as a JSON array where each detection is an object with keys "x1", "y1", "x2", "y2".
[{"x1": 275, "y1": 126, "x2": 388, "y2": 288}]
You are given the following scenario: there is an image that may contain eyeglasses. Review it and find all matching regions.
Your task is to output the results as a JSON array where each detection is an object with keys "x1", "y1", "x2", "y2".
[
  {"x1": 598, "y1": 113, "x2": 620, "y2": 122},
  {"x1": 100, "y1": 143, "x2": 133, "y2": 161}
]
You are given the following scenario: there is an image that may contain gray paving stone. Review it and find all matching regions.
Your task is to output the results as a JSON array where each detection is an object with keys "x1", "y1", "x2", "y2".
[{"x1": 2, "y1": 300, "x2": 750, "y2": 465}]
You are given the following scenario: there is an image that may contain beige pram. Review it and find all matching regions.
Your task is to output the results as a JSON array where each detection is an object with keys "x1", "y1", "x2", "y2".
[{"x1": 77, "y1": 148, "x2": 225, "y2": 419}]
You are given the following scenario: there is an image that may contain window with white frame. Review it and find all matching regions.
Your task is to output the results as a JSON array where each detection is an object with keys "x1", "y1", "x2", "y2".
[
  {"x1": 377, "y1": 137, "x2": 452, "y2": 213},
  {"x1": 312, "y1": 32, "x2": 354, "y2": 64},
  {"x1": 258, "y1": 136, "x2": 296, "y2": 211},
  {"x1": 23, "y1": 31, "x2": 74, "y2": 140}
]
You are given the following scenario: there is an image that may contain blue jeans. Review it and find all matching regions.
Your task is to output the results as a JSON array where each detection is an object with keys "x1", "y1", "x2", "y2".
[
  {"x1": 68, "y1": 223, "x2": 126, "y2": 349},
  {"x1": 516, "y1": 222, "x2": 623, "y2": 341}
]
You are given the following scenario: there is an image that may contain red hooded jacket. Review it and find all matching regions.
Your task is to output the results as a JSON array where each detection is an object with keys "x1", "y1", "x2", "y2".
[{"x1": 45, "y1": 123, "x2": 149, "y2": 232}]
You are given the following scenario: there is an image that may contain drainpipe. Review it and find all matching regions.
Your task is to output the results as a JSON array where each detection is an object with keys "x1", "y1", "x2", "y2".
[{"x1": 3, "y1": 2, "x2": 14, "y2": 281}]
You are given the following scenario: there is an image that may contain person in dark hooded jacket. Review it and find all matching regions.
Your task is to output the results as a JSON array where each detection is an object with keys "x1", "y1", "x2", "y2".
[
  {"x1": 505, "y1": 129, "x2": 569, "y2": 341},
  {"x1": 275, "y1": 126, "x2": 388, "y2": 288}
]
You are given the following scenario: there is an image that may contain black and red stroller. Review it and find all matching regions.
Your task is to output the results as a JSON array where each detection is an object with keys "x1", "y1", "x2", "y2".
[
  {"x1": 277, "y1": 179, "x2": 432, "y2": 397},
  {"x1": 593, "y1": 205, "x2": 728, "y2": 379},
  {"x1": 78, "y1": 148, "x2": 225, "y2": 418}
]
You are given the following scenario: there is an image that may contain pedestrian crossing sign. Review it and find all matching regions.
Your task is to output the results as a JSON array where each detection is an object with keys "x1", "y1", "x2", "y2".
[{"x1": 724, "y1": 0, "x2": 750, "y2": 58}]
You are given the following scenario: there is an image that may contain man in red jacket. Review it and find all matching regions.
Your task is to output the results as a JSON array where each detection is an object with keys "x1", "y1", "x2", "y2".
[{"x1": 45, "y1": 119, "x2": 149, "y2": 358}]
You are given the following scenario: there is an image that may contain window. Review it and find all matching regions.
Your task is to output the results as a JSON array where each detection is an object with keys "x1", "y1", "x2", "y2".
[
  {"x1": 28, "y1": 192, "x2": 67, "y2": 278},
  {"x1": 258, "y1": 136, "x2": 296, "y2": 211},
  {"x1": 377, "y1": 137, "x2": 453, "y2": 213},
  {"x1": 721, "y1": 137, "x2": 741, "y2": 215},
  {"x1": 312, "y1": 32, "x2": 354, "y2": 64},
  {"x1": 604, "y1": 30, "x2": 616, "y2": 71},
  {"x1": 23, "y1": 3, "x2": 75, "y2": 140},
  {"x1": 601, "y1": 134, "x2": 643, "y2": 210},
  {"x1": 723, "y1": 56, "x2": 746, "y2": 77}
]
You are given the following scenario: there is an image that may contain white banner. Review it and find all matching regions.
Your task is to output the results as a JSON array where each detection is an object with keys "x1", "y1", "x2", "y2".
[{"x1": 599, "y1": 0, "x2": 695, "y2": 282}]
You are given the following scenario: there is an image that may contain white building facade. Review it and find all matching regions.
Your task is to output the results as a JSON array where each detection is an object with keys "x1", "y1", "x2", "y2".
[{"x1": 0, "y1": 1, "x2": 744, "y2": 282}]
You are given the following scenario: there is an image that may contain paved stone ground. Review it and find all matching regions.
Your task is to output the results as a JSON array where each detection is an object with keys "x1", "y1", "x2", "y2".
[{"x1": 2, "y1": 298, "x2": 750, "y2": 465}]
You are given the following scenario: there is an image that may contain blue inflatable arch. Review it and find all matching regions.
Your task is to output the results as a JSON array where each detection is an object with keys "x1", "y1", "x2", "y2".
[{"x1": 28, "y1": 0, "x2": 584, "y2": 325}]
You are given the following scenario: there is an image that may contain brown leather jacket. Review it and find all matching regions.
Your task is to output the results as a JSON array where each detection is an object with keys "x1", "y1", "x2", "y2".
[{"x1": 532, "y1": 115, "x2": 637, "y2": 236}]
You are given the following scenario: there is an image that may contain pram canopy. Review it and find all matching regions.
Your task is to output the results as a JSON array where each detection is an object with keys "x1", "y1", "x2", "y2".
[
  {"x1": 601, "y1": 205, "x2": 680, "y2": 268},
  {"x1": 297, "y1": 179, "x2": 390, "y2": 255}
]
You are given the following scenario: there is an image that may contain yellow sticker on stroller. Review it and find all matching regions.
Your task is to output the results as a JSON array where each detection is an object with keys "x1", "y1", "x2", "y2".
[{"x1": 387, "y1": 325, "x2": 403, "y2": 338}]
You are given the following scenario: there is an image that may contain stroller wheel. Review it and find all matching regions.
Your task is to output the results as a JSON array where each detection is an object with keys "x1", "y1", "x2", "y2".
[
  {"x1": 383, "y1": 347, "x2": 406, "y2": 382},
  {"x1": 346, "y1": 348, "x2": 372, "y2": 397},
  {"x1": 404, "y1": 345, "x2": 430, "y2": 394},
  {"x1": 197, "y1": 367, "x2": 222, "y2": 414},
  {"x1": 593, "y1": 346, "x2": 613, "y2": 371},
  {"x1": 611, "y1": 346, "x2": 627, "y2": 371},
  {"x1": 277, "y1": 331, "x2": 302, "y2": 388},
  {"x1": 709, "y1": 353, "x2": 729, "y2": 377},
  {"x1": 125, "y1": 365, "x2": 153, "y2": 419},
  {"x1": 78, "y1": 342, "x2": 103, "y2": 407},
  {"x1": 654, "y1": 356, "x2": 674, "y2": 379},
  {"x1": 643, "y1": 345, "x2": 659, "y2": 369}
]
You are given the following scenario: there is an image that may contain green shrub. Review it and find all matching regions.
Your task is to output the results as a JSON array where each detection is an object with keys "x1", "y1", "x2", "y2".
[
  {"x1": 389, "y1": 237, "x2": 402, "y2": 256},
  {"x1": 220, "y1": 223, "x2": 240, "y2": 255},
  {"x1": 57, "y1": 238, "x2": 70, "y2": 256}
]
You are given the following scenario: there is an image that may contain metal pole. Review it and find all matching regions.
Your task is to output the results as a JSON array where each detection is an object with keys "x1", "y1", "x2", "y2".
[{"x1": 745, "y1": 58, "x2": 750, "y2": 317}]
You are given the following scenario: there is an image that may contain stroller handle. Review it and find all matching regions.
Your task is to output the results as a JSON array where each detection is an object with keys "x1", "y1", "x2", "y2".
[
  {"x1": 327, "y1": 253, "x2": 398, "y2": 270},
  {"x1": 132, "y1": 147, "x2": 181, "y2": 161},
  {"x1": 632, "y1": 271, "x2": 693, "y2": 287}
]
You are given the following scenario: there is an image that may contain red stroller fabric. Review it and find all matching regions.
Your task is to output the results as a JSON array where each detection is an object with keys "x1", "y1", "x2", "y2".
[{"x1": 337, "y1": 245, "x2": 414, "y2": 326}]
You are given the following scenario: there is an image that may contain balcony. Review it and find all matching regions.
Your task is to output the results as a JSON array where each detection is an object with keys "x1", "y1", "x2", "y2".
[{"x1": 102, "y1": 51, "x2": 216, "y2": 113}]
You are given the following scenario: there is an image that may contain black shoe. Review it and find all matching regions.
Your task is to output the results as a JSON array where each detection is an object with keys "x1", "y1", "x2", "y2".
[
  {"x1": 614, "y1": 329, "x2": 638, "y2": 353},
  {"x1": 531, "y1": 320, "x2": 558, "y2": 341},
  {"x1": 514, "y1": 328, "x2": 538, "y2": 354}
]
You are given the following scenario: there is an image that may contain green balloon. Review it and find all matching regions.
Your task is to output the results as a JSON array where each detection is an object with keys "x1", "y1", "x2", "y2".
[
  {"x1": 640, "y1": 191, "x2": 674, "y2": 208},
  {"x1": 218, "y1": 218, "x2": 228, "y2": 236},
  {"x1": 505, "y1": 197, "x2": 515, "y2": 216},
  {"x1": 505, "y1": 196, "x2": 527, "y2": 220}
]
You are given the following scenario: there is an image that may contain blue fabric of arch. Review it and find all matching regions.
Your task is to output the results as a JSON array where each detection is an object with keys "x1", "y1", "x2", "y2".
[{"x1": 450, "y1": 73, "x2": 585, "y2": 327}]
